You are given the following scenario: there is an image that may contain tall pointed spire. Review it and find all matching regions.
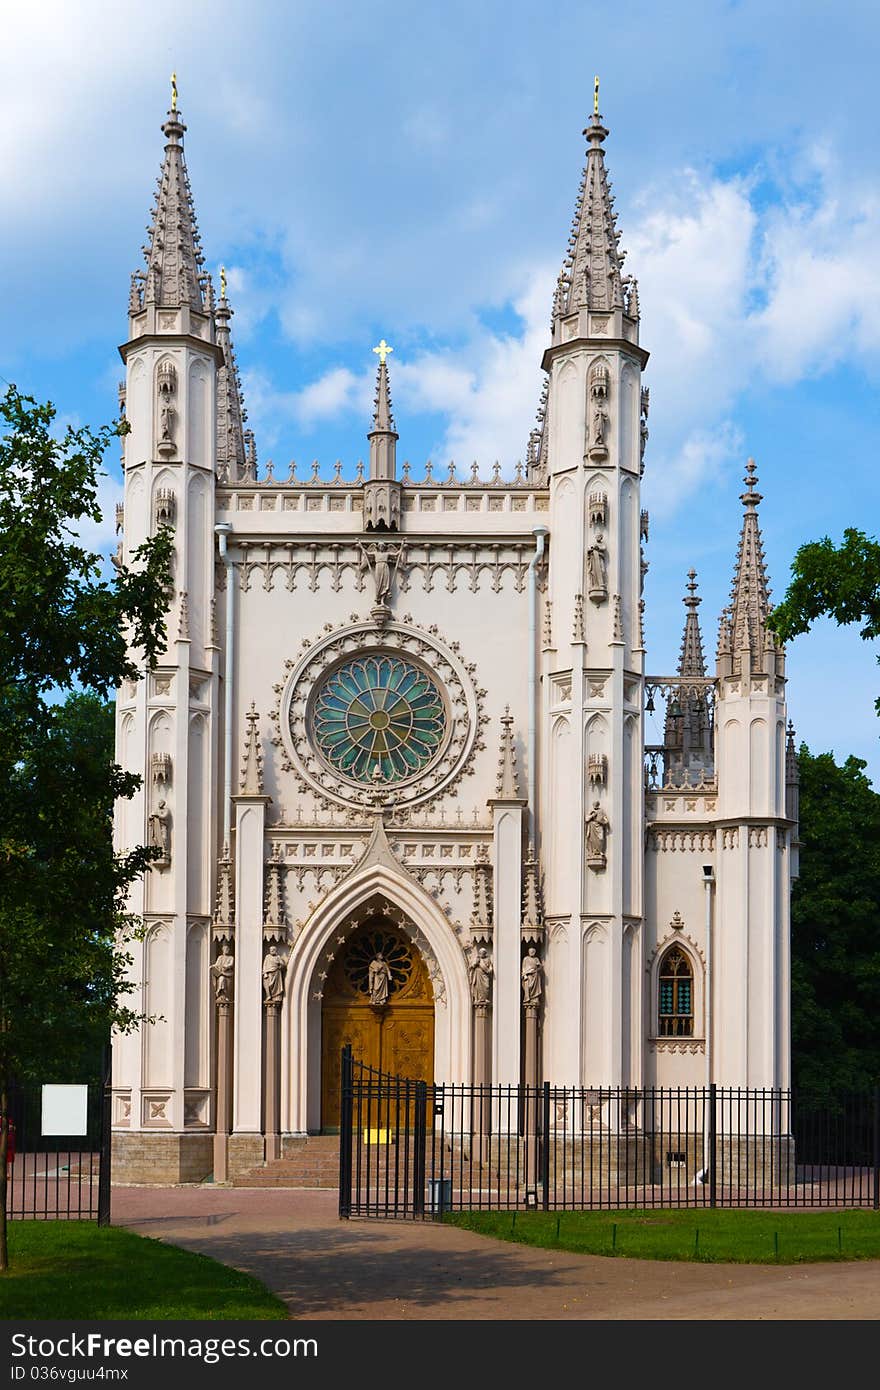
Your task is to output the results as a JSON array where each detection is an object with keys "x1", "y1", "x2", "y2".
[
  {"x1": 554, "y1": 102, "x2": 627, "y2": 328},
  {"x1": 678, "y1": 570, "x2": 707, "y2": 679},
  {"x1": 240, "y1": 702, "x2": 265, "y2": 795},
  {"x1": 727, "y1": 460, "x2": 772, "y2": 674},
  {"x1": 368, "y1": 340, "x2": 398, "y2": 480},
  {"x1": 214, "y1": 270, "x2": 248, "y2": 483},
  {"x1": 494, "y1": 707, "x2": 522, "y2": 799},
  {"x1": 665, "y1": 569, "x2": 713, "y2": 784},
  {"x1": 135, "y1": 81, "x2": 206, "y2": 316}
]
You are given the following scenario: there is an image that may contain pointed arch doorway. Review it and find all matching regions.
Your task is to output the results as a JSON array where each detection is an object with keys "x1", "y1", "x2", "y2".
[{"x1": 320, "y1": 915, "x2": 435, "y2": 1129}]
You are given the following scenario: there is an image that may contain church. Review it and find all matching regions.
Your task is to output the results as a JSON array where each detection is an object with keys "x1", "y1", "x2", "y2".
[{"x1": 111, "y1": 90, "x2": 799, "y2": 1184}]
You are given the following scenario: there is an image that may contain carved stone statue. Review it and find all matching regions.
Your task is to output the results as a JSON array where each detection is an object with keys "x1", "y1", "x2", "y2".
[
  {"x1": 359, "y1": 541, "x2": 403, "y2": 607},
  {"x1": 591, "y1": 402, "x2": 607, "y2": 448},
  {"x1": 521, "y1": 947, "x2": 543, "y2": 1006},
  {"x1": 211, "y1": 942, "x2": 234, "y2": 1002},
  {"x1": 468, "y1": 946, "x2": 493, "y2": 1006},
  {"x1": 148, "y1": 799, "x2": 171, "y2": 864},
  {"x1": 159, "y1": 403, "x2": 175, "y2": 444},
  {"x1": 585, "y1": 801, "x2": 610, "y2": 865},
  {"x1": 587, "y1": 534, "x2": 607, "y2": 599},
  {"x1": 262, "y1": 945, "x2": 284, "y2": 1003},
  {"x1": 368, "y1": 952, "x2": 393, "y2": 1006}
]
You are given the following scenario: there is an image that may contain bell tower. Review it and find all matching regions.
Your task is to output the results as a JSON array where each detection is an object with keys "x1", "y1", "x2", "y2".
[
  {"x1": 538, "y1": 101, "x2": 649, "y2": 1087},
  {"x1": 112, "y1": 84, "x2": 223, "y2": 1169}
]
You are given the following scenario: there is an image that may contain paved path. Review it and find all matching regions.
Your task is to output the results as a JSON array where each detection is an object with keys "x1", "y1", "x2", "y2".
[{"x1": 113, "y1": 1187, "x2": 880, "y2": 1320}]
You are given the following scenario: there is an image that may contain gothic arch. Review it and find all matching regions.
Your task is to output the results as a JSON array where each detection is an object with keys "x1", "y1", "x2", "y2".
[
  {"x1": 281, "y1": 852, "x2": 471, "y2": 1132},
  {"x1": 647, "y1": 926, "x2": 705, "y2": 1042}
]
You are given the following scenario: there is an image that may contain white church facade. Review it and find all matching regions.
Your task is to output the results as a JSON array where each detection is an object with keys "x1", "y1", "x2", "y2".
[{"x1": 112, "y1": 95, "x2": 798, "y2": 1183}]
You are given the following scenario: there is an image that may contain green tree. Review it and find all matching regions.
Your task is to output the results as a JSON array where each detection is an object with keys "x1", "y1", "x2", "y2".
[
  {"x1": 791, "y1": 747, "x2": 880, "y2": 1099},
  {"x1": 768, "y1": 529, "x2": 880, "y2": 715},
  {"x1": 0, "y1": 385, "x2": 172, "y2": 1269}
]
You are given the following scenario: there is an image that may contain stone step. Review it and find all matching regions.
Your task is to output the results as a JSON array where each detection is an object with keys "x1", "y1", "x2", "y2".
[{"x1": 232, "y1": 1134, "x2": 343, "y2": 1188}]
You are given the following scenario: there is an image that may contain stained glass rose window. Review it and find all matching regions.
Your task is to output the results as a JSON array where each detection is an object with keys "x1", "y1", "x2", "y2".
[{"x1": 311, "y1": 654, "x2": 446, "y2": 784}]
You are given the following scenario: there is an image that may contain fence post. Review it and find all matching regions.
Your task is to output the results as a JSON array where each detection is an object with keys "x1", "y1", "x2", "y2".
[
  {"x1": 867, "y1": 1078, "x2": 873, "y2": 1212},
  {"x1": 337, "y1": 1045, "x2": 353, "y2": 1220},
  {"x1": 709, "y1": 1082, "x2": 717, "y2": 1209},
  {"x1": 97, "y1": 1044, "x2": 112, "y2": 1227},
  {"x1": 541, "y1": 1082, "x2": 551, "y2": 1211},
  {"x1": 413, "y1": 1080, "x2": 427, "y2": 1218}
]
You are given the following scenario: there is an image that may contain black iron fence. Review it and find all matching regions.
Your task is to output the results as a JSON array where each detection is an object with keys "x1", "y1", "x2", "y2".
[
  {"x1": 4, "y1": 1074, "x2": 111, "y2": 1222},
  {"x1": 338, "y1": 1051, "x2": 880, "y2": 1217}
]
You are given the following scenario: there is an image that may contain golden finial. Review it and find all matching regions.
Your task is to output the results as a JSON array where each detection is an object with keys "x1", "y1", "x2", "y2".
[
  {"x1": 372, "y1": 339, "x2": 393, "y2": 366},
  {"x1": 220, "y1": 265, "x2": 227, "y2": 300},
  {"x1": 594, "y1": 75, "x2": 600, "y2": 115},
  {"x1": 171, "y1": 72, "x2": 178, "y2": 112}
]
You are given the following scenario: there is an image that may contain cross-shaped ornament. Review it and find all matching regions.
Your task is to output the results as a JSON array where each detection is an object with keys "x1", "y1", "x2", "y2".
[{"x1": 373, "y1": 339, "x2": 393, "y2": 365}]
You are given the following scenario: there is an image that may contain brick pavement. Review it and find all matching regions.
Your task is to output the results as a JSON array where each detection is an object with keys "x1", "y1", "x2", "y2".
[{"x1": 113, "y1": 1185, "x2": 880, "y2": 1320}]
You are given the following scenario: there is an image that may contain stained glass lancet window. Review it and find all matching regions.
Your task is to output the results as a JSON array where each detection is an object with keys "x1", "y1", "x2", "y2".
[
  {"x1": 658, "y1": 946, "x2": 694, "y2": 1037},
  {"x1": 311, "y1": 654, "x2": 446, "y2": 784}
]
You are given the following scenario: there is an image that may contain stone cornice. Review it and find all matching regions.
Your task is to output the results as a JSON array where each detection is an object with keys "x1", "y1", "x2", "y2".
[
  {"x1": 541, "y1": 336, "x2": 650, "y2": 372},
  {"x1": 118, "y1": 333, "x2": 224, "y2": 364}
]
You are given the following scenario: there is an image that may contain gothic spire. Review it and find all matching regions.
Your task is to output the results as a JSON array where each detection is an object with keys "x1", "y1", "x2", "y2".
[
  {"x1": 554, "y1": 105, "x2": 627, "y2": 325},
  {"x1": 214, "y1": 272, "x2": 248, "y2": 483},
  {"x1": 136, "y1": 86, "x2": 206, "y2": 315},
  {"x1": 678, "y1": 570, "x2": 707, "y2": 678},
  {"x1": 240, "y1": 703, "x2": 265, "y2": 795},
  {"x1": 726, "y1": 460, "x2": 772, "y2": 673},
  {"x1": 368, "y1": 340, "x2": 398, "y2": 480},
  {"x1": 493, "y1": 707, "x2": 522, "y2": 799}
]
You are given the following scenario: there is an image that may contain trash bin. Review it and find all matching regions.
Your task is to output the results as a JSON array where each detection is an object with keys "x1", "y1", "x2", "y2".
[{"x1": 427, "y1": 1178, "x2": 452, "y2": 1214}]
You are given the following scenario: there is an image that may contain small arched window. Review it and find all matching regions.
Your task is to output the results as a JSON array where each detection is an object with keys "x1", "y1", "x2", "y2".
[{"x1": 658, "y1": 946, "x2": 693, "y2": 1037}]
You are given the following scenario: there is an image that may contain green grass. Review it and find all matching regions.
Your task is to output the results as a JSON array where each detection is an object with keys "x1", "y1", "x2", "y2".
[
  {"x1": 445, "y1": 1208, "x2": 880, "y2": 1264},
  {"x1": 0, "y1": 1222, "x2": 289, "y2": 1319}
]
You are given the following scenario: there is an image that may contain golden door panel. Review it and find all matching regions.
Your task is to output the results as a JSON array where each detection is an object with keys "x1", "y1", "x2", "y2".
[
  {"x1": 321, "y1": 918, "x2": 435, "y2": 1129},
  {"x1": 381, "y1": 1012, "x2": 434, "y2": 1083}
]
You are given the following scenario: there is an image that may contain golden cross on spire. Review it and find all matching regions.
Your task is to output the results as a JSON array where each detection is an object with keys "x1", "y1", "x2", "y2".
[
  {"x1": 594, "y1": 75, "x2": 600, "y2": 114},
  {"x1": 372, "y1": 339, "x2": 393, "y2": 366},
  {"x1": 171, "y1": 72, "x2": 178, "y2": 111}
]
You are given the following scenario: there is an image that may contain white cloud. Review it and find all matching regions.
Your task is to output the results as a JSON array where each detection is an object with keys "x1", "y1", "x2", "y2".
[
  {"x1": 73, "y1": 469, "x2": 124, "y2": 555},
  {"x1": 752, "y1": 169, "x2": 880, "y2": 381}
]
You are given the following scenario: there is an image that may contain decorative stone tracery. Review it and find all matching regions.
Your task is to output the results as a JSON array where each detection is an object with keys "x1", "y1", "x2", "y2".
[{"x1": 271, "y1": 617, "x2": 486, "y2": 812}]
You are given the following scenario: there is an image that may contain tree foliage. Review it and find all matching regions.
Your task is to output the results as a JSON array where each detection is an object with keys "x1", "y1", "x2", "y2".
[
  {"x1": 0, "y1": 385, "x2": 172, "y2": 1267},
  {"x1": 768, "y1": 529, "x2": 880, "y2": 715},
  {"x1": 791, "y1": 746, "x2": 880, "y2": 1099}
]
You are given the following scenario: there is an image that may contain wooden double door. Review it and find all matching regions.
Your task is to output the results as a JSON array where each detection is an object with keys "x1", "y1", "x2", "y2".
[{"x1": 321, "y1": 917, "x2": 435, "y2": 1129}]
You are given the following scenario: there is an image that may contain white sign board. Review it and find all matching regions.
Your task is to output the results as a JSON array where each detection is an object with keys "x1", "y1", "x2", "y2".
[{"x1": 41, "y1": 1084, "x2": 89, "y2": 1137}]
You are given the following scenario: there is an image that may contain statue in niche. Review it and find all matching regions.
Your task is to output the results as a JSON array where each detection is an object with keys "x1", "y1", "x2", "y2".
[
  {"x1": 359, "y1": 541, "x2": 403, "y2": 608},
  {"x1": 585, "y1": 801, "x2": 610, "y2": 867},
  {"x1": 588, "y1": 363, "x2": 610, "y2": 459},
  {"x1": 211, "y1": 942, "x2": 234, "y2": 1002},
  {"x1": 262, "y1": 945, "x2": 285, "y2": 1003},
  {"x1": 521, "y1": 947, "x2": 543, "y2": 1006},
  {"x1": 587, "y1": 534, "x2": 608, "y2": 600},
  {"x1": 147, "y1": 799, "x2": 171, "y2": 865},
  {"x1": 591, "y1": 400, "x2": 607, "y2": 449},
  {"x1": 368, "y1": 952, "x2": 393, "y2": 1007},
  {"x1": 468, "y1": 946, "x2": 493, "y2": 1006}
]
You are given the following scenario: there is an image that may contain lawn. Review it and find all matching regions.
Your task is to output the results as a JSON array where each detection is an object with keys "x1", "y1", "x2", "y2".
[
  {"x1": 445, "y1": 1208, "x2": 880, "y2": 1264},
  {"x1": 0, "y1": 1222, "x2": 289, "y2": 1319}
]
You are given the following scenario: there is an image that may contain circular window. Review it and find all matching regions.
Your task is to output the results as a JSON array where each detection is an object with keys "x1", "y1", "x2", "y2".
[{"x1": 311, "y1": 653, "x2": 447, "y2": 785}]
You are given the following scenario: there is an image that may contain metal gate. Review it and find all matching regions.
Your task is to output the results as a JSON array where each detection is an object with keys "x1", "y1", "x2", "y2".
[
  {"x1": 338, "y1": 1049, "x2": 880, "y2": 1216},
  {"x1": 4, "y1": 1070, "x2": 111, "y2": 1222}
]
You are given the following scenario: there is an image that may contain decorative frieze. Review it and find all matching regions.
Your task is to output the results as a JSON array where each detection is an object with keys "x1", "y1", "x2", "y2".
[
  {"x1": 647, "y1": 829, "x2": 715, "y2": 853},
  {"x1": 226, "y1": 539, "x2": 541, "y2": 597}
]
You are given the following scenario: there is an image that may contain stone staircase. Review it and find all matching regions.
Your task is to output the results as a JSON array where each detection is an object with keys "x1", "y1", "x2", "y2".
[{"x1": 232, "y1": 1136, "x2": 340, "y2": 1188}]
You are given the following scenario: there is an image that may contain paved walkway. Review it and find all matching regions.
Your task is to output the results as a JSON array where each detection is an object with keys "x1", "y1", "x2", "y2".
[{"x1": 113, "y1": 1187, "x2": 880, "y2": 1320}]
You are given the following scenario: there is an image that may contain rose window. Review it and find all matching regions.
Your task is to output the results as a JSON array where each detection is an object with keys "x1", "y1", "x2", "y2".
[{"x1": 311, "y1": 654, "x2": 446, "y2": 784}]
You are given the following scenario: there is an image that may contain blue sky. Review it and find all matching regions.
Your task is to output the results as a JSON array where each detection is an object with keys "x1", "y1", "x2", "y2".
[{"x1": 1, "y1": 0, "x2": 878, "y2": 781}]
